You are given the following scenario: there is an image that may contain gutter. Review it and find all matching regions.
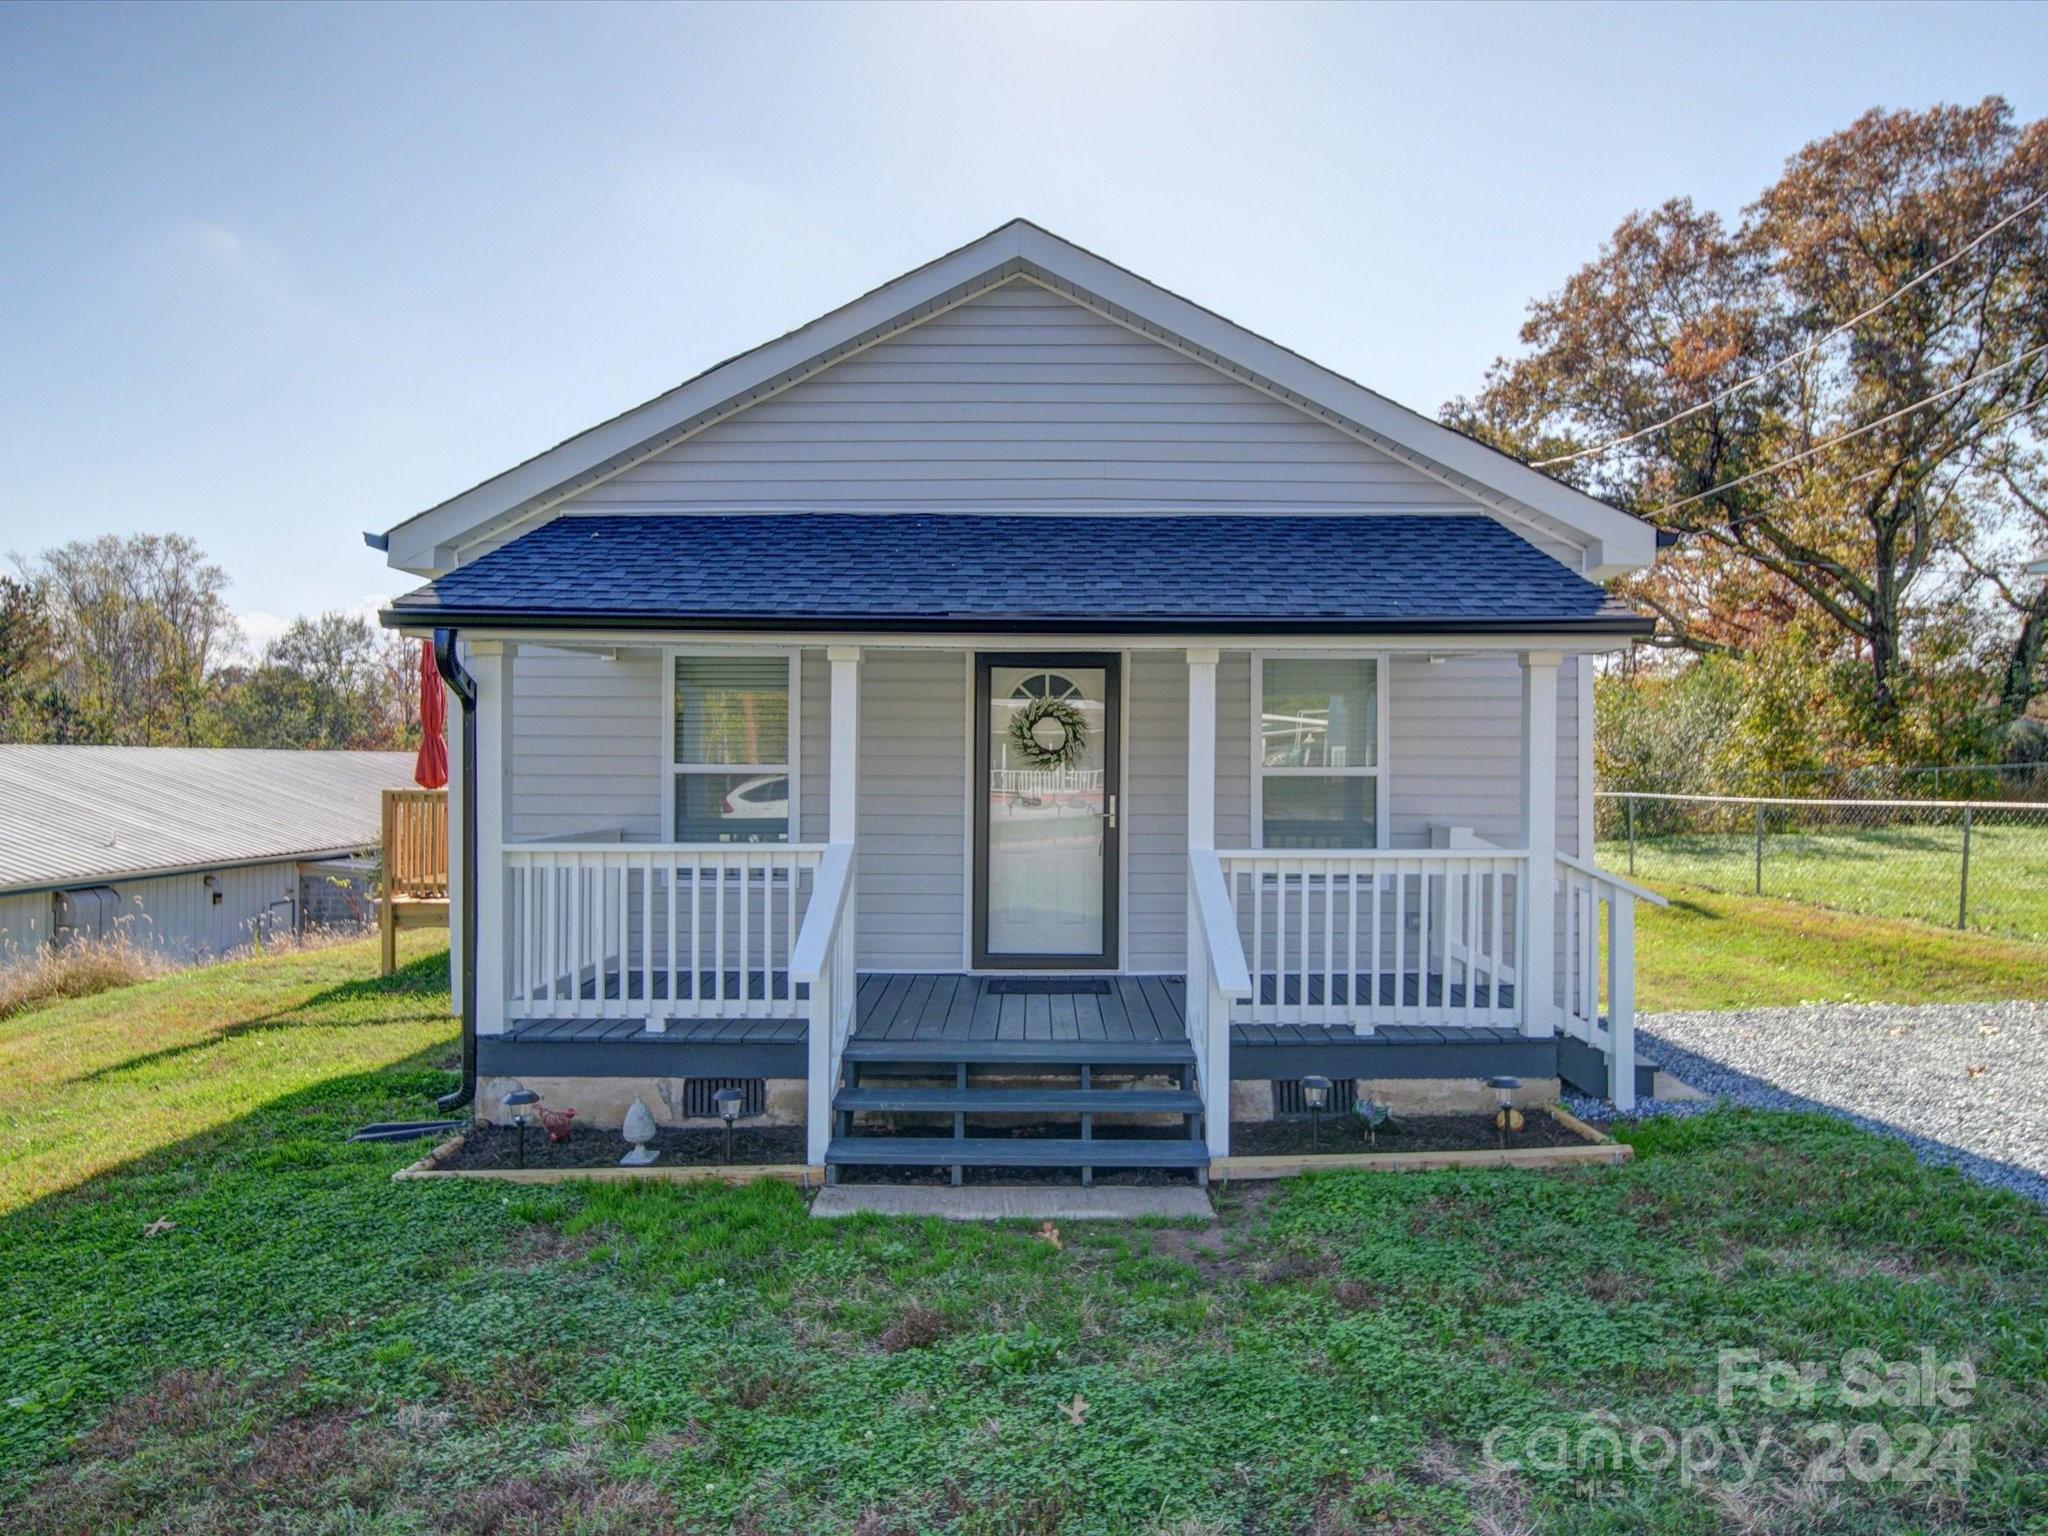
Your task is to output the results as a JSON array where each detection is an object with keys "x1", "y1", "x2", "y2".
[
  {"x1": 0, "y1": 843, "x2": 378, "y2": 901},
  {"x1": 431, "y1": 628, "x2": 480, "y2": 1114},
  {"x1": 379, "y1": 607, "x2": 1659, "y2": 640}
]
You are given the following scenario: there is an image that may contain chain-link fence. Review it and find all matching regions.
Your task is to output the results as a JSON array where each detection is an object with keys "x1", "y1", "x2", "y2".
[{"x1": 1595, "y1": 792, "x2": 2048, "y2": 941}]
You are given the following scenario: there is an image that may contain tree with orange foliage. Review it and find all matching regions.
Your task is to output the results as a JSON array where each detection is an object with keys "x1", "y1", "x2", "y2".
[{"x1": 1449, "y1": 99, "x2": 2048, "y2": 752}]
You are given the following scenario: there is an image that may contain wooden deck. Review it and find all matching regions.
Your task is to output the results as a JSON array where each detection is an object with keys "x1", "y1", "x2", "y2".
[
  {"x1": 484, "y1": 971, "x2": 1550, "y2": 1082},
  {"x1": 502, "y1": 1016, "x2": 804, "y2": 1046},
  {"x1": 852, "y1": 973, "x2": 1185, "y2": 1046}
]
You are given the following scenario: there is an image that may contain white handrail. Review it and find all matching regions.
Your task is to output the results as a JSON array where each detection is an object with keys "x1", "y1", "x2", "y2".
[
  {"x1": 790, "y1": 842, "x2": 854, "y2": 983},
  {"x1": 792, "y1": 841, "x2": 856, "y2": 1166},
  {"x1": 1190, "y1": 851, "x2": 1253, "y2": 996},
  {"x1": 1555, "y1": 852, "x2": 1644, "y2": 1111},
  {"x1": 1555, "y1": 849, "x2": 1668, "y2": 908}
]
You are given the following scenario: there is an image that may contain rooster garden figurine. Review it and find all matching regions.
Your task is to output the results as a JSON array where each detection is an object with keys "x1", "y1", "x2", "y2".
[{"x1": 538, "y1": 1105, "x2": 577, "y2": 1144}]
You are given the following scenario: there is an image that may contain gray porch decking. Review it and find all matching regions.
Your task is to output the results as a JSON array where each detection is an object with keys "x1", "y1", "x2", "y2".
[
  {"x1": 482, "y1": 971, "x2": 1551, "y2": 1083},
  {"x1": 853, "y1": 973, "x2": 1186, "y2": 1046}
]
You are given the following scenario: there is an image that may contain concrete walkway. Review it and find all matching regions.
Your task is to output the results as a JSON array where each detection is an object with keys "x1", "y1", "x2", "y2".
[{"x1": 810, "y1": 1184, "x2": 1215, "y2": 1221}]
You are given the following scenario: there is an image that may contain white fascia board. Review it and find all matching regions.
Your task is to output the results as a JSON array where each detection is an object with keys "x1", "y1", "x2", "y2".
[
  {"x1": 384, "y1": 219, "x2": 1656, "y2": 577},
  {"x1": 1002, "y1": 226, "x2": 1655, "y2": 574},
  {"x1": 383, "y1": 623, "x2": 1637, "y2": 659}
]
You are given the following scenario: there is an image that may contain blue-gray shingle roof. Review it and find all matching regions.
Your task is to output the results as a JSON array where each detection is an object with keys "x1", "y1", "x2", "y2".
[{"x1": 386, "y1": 514, "x2": 1649, "y2": 634}]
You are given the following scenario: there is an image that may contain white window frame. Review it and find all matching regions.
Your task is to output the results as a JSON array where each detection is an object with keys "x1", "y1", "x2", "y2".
[
  {"x1": 661, "y1": 646, "x2": 802, "y2": 844},
  {"x1": 1249, "y1": 649, "x2": 1390, "y2": 851}
]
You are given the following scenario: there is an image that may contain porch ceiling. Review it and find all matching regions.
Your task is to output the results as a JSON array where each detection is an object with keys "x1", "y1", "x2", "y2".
[{"x1": 382, "y1": 514, "x2": 1652, "y2": 636}]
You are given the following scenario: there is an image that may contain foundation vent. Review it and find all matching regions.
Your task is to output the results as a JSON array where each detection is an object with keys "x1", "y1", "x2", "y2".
[
  {"x1": 1272, "y1": 1077, "x2": 1358, "y2": 1115},
  {"x1": 685, "y1": 1077, "x2": 765, "y2": 1119}
]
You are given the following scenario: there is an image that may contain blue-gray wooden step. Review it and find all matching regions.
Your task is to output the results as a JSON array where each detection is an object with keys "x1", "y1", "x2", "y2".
[
  {"x1": 824, "y1": 1136, "x2": 1210, "y2": 1169},
  {"x1": 841, "y1": 1038, "x2": 1195, "y2": 1067},
  {"x1": 834, "y1": 1086, "x2": 1201, "y2": 1116}
]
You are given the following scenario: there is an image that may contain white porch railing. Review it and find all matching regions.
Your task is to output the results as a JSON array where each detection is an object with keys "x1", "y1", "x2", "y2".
[
  {"x1": 1215, "y1": 849, "x2": 1527, "y2": 1030},
  {"x1": 790, "y1": 842, "x2": 856, "y2": 1164},
  {"x1": 1188, "y1": 850, "x2": 1254, "y2": 1158},
  {"x1": 1556, "y1": 851, "x2": 1666, "y2": 1112},
  {"x1": 503, "y1": 842, "x2": 829, "y2": 1022}
]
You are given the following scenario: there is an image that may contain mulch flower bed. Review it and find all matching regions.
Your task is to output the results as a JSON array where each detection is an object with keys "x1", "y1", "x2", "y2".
[
  {"x1": 1226, "y1": 1111, "x2": 1589, "y2": 1158},
  {"x1": 437, "y1": 1122, "x2": 807, "y2": 1171}
]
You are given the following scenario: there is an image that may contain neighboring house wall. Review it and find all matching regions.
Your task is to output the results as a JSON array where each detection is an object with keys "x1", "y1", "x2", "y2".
[
  {"x1": 508, "y1": 646, "x2": 664, "y2": 842},
  {"x1": 0, "y1": 892, "x2": 51, "y2": 963},
  {"x1": 0, "y1": 861, "x2": 306, "y2": 971},
  {"x1": 539, "y1": 281, "x2": 1583, "y2": 568}
]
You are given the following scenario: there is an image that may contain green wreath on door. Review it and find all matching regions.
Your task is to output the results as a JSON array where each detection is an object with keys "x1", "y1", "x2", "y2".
[{"x1": 1008, "y1": 695, "x2": 1089, "y2": 769}]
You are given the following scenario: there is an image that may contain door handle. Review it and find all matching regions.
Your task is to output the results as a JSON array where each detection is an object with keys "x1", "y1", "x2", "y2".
[{"x1": 1106, "y1": 794, "x2": 1117, "y2": 830}]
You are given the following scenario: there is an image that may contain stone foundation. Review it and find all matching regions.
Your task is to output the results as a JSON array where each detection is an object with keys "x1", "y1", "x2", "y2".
[
  {"x1": 475, "y1": 1072, "x2": 1558, "y2": 1130},
  {"x1": 477, "y1": 1075, "x2": 807, "y2": 1130},
  {"x1": 1357, "y1": 1076, "x2": 1559, "y2": 1114}
]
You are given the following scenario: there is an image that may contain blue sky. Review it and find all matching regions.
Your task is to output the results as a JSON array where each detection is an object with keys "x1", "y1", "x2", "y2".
[{"x1": 2, "y1": 0, "x2": 2042, "y2": 649}]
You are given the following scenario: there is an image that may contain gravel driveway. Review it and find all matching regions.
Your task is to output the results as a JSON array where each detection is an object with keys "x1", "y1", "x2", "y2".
[{"x1": 1568, "y1": 1001, "x2": 2048, "y2": 1203}]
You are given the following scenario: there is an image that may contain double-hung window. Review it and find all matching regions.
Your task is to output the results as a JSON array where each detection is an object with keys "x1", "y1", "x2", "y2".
[
  {"x1": 1253, "y1": 655, "x2": 1386, "y2": 849},
  {"x1": 668, "y1": 652, "x2": 796, "y2": 843}
]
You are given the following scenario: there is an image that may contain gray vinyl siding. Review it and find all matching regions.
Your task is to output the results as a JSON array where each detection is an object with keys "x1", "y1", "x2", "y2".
[
  {"x1": 1386, "y1": 655, "x2": 1576, "y2": 855},
  {"x1": 1125, "y1": 653, "x2": 1186, "y2": 974},
  {"x1": 509, "y1": 647, "x2": 664, "y2": 843},
  {"x1": 553, "y1": 281, "x2": 1583, "y2": 568},
  {"x1": 799, "y1": 649, "x2": 829, "y2": 842},
  {"x1": 493, "y1": 642, "x2": 1577, "y2": 979},
  {"x1": 854, "y1": 651, "x2": 967, "y2": 971}
]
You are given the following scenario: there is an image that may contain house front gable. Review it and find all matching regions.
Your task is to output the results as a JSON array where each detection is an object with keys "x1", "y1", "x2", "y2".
[
  {"x1": 547, "y1": 280, "x2": 1527, "y2": 524},
  {"x1": 380, "y1": 221, "x2": 1655, "y2": 580}
]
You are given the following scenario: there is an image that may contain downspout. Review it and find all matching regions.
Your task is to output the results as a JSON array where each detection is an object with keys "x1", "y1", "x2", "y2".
[{"x1": 432, "y1": 627, "x2": 480, "y2": 1112}]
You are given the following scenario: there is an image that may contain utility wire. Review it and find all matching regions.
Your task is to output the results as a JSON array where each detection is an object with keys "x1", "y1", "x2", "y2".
[
  {"x1": 1532, "y1": 186, "x2": 2048, "y2": 469},
  {"x1": 1648, "y1": 341, "x2": 2048, "y2": 521}
]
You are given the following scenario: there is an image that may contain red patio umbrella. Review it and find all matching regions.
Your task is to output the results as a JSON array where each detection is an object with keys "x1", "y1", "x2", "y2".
[{"x1": 414, "y1": 640, "x2": 448, "y2": 789}]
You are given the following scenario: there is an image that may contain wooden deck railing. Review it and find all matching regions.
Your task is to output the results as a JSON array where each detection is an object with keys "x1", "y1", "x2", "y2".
[
  {"x1": 1215, "y1": 848, "x2": 1526, "y2": 1030},
  {"x1": 379, "y1": 789, "x2": 448, "y2": 974},
  {"x1": 1556, "y1": 852, "x2": 1666, "y2": 1112},
  {"x1": 382, "y1": 789, "x2": 449, "y2": 900},
  {"x1": 503, "y1": 842, "x2": 829, "y2": 1023},
  {"x1": 790, "y1": 842, "x2": 856, "y2": 1164}
]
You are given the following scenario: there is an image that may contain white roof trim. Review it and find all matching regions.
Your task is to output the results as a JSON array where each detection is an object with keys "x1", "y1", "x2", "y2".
[{"x1": 382, "y1": 220, "x2": 1656, "y2": 578}]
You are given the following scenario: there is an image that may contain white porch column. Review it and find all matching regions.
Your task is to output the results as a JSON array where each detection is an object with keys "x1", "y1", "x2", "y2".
[
  {"x1": 811, "y1": 646, "x2": 861, "y2": 1165},
  {"x1": 1186, "y1": 648, "x2": 1217, "y2": 851},
  {"x1": 1519, "y1": 650, "x2": 1560, "y2": 1038},
  {"x1": 827, "y1": 647, "x2": 862, "y2": 842},
  {"x1": 468, "y1": 640, "x2": 513, "y2": 1037},
  {"x1": 1185, "y1": 647, "x2": 1225, "y2": 1158}
]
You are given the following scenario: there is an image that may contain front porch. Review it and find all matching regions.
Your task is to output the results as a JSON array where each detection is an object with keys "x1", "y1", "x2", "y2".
[{"x1": 455, "y1": 634, "x2": 1660, "y2": 1172}]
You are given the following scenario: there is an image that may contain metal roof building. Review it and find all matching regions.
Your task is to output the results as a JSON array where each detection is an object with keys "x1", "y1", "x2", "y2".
[{"x1": 0, "y1": 747, "x2": 420, "y2": 966}]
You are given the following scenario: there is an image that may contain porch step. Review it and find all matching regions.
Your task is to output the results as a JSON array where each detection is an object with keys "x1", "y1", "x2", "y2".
[
  {"x1": 824, "y1": 1136, "x2": 1210, "y2": 1170},
  {"x1": 835, "y1": 1086, "x2": 1201, "y2": 1116},
  {"x1": 841, "y1": 1038, "x2": 1195, "y2": 1067}
]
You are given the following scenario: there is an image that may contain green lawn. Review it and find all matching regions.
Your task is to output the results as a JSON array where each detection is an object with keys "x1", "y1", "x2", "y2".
[
  {"x1": 3, "y1": 937, "x2": 2046, "y2": 1532},
  {"x1": 1633, "y1": 885, "x2": 2048, "y2": 1013},
  {"x1": 1598, "y1": 819, "x2": 2048, "y2": 940}
]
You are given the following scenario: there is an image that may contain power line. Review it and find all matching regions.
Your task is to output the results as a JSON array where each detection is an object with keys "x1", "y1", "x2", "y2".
[
  {"x1": 1532, "y1": 185, "x2": 2048, "y2": 469},
  {"x1": 1649, "y1": 341, "x2": 2048, "y2": 522}
]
